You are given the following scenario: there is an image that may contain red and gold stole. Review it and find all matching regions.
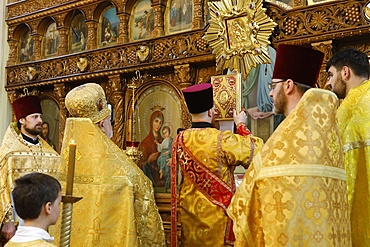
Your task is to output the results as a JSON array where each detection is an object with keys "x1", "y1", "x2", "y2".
[{"x1": 171, "y1": 131, "x2": 235, "y2": 246}]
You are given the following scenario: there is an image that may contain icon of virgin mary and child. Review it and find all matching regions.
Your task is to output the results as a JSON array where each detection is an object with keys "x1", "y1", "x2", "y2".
[{"x1": 138, "y1": 110, "x2": 173, "y2": 189}]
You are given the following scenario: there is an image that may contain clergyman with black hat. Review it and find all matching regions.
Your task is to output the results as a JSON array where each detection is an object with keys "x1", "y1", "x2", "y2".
[
  {"x1": 228, "y1": 44, "x2": 352, "y2": 246},
  {"x1": 54, "y1": 83, "x2": 165, "y2": 246},
  {"x1": 0, "y1": 93, "x2": 60, "y2": 242},
  {"x1": 171, "y1": 83, "x2": 263, "y2": 246}
]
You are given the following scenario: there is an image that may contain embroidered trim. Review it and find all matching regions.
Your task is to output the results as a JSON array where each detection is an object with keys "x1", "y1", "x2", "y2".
[
  {"x1": 343, "y1": 139, "x2": 370, "y2": 153},
  {"x1": 236, "y1": 123, "x2": 252, "y2": 136},
  {"x1": 171, "y1": 134, "x2": 180, "y2": 247},
  {"x1": 217, "y1": 132, "x2": 224, "y2": 175},
  {"x1": 3, "y1": 209, "x2": 14, "y2": 224},
  {"x1": 256, "y1": 164, "x2": 346, "y2": 181},
  {"x1": 246, "y1": 138, "x2": 255, "y2": 168},
  {"x1": 171, "y1": 131, "x2": 236, "y2": 245},
  {"x1": 177, "y1": 133, "x2": 233, "y2": 211}
]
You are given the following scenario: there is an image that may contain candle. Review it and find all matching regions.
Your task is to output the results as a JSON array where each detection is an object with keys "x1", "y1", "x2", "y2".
[{"x1": 66, "y1": 140, "x2": 76, "y2": 195}]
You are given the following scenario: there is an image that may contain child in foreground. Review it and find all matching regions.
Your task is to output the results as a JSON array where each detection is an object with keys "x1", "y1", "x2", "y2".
[{"x1": 5, "y1": 172, "x2": 62, "y2": 247}]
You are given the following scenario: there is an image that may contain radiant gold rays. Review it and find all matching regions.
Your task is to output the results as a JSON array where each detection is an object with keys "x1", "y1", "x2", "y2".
[{"x1": 203, "y1": 0, "x2": 277, "y2": 79}]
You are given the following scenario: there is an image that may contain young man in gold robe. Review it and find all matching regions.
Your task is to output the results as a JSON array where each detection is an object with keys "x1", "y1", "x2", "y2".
[
  {"x1": 171, "y1": 83, "x2": 263, "y2": 246},
  {"x1": 56, "y1": 83, "x2": 165, "y2": 246},
  {"x1": 0, "y1": 95, "x2": 60, "y2": 242},
  {"x1": 228, "y1": 45, "x2": 352, "y2": 246},
  {"x1": 325, "y1": 47, "x2": 370, "y2": 246}
]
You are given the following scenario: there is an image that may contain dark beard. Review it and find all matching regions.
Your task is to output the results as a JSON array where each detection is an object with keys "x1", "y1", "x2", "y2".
[
  {"x1": 25, "y1": 126, "x2": 42, "y2": 136},
  {"x1": 274, "y1": 89, "x2": 287, "y2": 115},
  {"x1": 335, "y1": 77, "x2": 347, "y2": 99}
]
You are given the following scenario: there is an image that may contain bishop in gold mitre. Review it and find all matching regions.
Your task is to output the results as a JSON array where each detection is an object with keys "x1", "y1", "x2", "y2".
[{"x1": 54, "y1": 83, "x2": 165, "y2": 246}]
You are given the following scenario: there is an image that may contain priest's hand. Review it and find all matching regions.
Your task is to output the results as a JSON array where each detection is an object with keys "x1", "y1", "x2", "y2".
[
  {"x1": 1, "y1": 222, "x2": 16, "y2": 241},
  {"x1": 233, "y1": 108, "x2": 247, "y2": 125},
  {"x1": 233, "y1": 108, "x2": 252, "y2": 136}
]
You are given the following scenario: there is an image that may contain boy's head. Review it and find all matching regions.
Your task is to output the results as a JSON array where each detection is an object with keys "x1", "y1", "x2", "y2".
[
  {"x1": 162, "y1": 126, "x2": 171, "y2": 137},
  {"x1": 12, "y1": 172, "x2": 62, "y2": 225}
]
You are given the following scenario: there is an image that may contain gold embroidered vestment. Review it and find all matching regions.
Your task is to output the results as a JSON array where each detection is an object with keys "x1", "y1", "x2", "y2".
[
  {"x1": 55, "y1": 118, "x2": 165, "y2": 247},
  {"x1": 0, "y1": 123, "x2": 60, "y2": 224},
  {"x1": 174, "y1": 127, "x2": 263, "y2": 247},
  {"x1": 5, "y1": 239, "x2": 56, "y2": 247},
  {"x1": 337, "y1": 80, "x2": 370, "y2": 246},
  {"x1": 227, "y1": 89, "x2": 351, "y2": 246}
]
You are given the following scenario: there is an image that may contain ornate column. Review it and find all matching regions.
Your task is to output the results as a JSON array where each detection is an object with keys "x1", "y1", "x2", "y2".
[
  {"x1": 7, "y1": 40, "x2": 18, "y2": 66},
  {"x1": 57, "y1": 27, "x2": 69, "y2": 55},
  {"x1": 152, "y1": 4, "x2": 165, "y2": 37},
  {"x1": 7, "y1": 90, "x2": 17, "y2": 122},
  {"x1": 117, "y1": 13, "x2": 130, "y2": 43},
  {"x1": 311, "y1": 40, "x2": 333, "y2": 89},
  {"x1": 54, "y1": 83, "x2": 68, "y2": 151},
  {"x1": 107, "y1": 74, "x2": 125, "y2": 149},
  {"x1": 32, "y1": 34, "x2": 43, "y2": 61},
  {"x1": 192, "y1": 0, "x2": 203, "y2": 29},
  {"x1": 86, "y1": 21, "x2": 98, "y2": 50},
  {"x1": 174, "y1": 64, "x2": 192, "y2": 89}
]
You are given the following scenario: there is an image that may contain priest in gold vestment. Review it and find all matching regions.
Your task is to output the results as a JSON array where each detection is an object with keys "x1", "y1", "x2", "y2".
[
  {"x1": 171, "y1": 83, "x2": 263, "y2": 247},
  {"x1": 228, "y1": 45, "x2": 351, "y2": 246},
  {"x1": 56, "y1": 83, "x2": 165, "y2": 246},
  {"x1": 0, "y1": 95, "x2": 60, "y2": 242},
  {"x1": 326, "y1": 47, "x2": 370, "y2": 246}
]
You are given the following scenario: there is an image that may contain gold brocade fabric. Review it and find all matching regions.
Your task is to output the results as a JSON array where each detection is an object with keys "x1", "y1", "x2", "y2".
[
  {"x1": 4, "y1": 240, "x2": 56, "y2": 247},
  {"x1": 178, "y1": 128, "x2": 263, "y2": 247},
  {"x1": 54, "y1": 118, "x2": 165, "y2": 247},
  {"x1": 227, "y1": 89, "x2": 352, "y2": 246},
  {"x1": 0, "y1": 123, "x2": 60, "y2": 224},
  {"x1": 337, "y1": 80, "x2": 370, "y2": 246}
]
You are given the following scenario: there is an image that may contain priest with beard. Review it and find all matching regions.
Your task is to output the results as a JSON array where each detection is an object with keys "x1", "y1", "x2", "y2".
[
  {"x1": 0, "y1": 94, "x2": 60, "y2": 242},
  {"x1": 325, "y1": 48, "x2": 370, "y2": 246},
  {"x1": 227, "y1": 45, "x2": 352, "y2": 246}
]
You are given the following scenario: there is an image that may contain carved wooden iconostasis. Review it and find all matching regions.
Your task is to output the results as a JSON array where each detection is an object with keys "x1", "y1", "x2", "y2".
[{"x1": 5, "y1": 0, "x2": 370, "y2": 246}]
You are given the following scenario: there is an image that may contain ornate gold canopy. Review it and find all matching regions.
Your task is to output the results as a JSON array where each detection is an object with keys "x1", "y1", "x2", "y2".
[{"x1": 203, "y1": 0, "x2": 277, "y2": 78}]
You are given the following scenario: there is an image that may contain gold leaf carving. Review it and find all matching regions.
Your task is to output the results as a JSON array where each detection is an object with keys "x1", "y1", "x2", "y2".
[
  {"x1": 27, "y1": 66, "x2": 38, "y2": 81},
  {"x1": 136, "y1": 45, "x2": 151, "y2": 62},
  {"x1": 77, "y1": 57, "x2": 89, "y2": 72},
  {"x1": 203, "y1": 0, "x2": 276, "y2": 79}
]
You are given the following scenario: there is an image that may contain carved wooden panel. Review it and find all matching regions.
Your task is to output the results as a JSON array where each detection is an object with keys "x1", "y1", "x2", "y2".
[
  {"x1": 7, "y1": 0, "x2": 89, "y2": 21},
  {"x1": 6, "y1": 30, "x2": 212, "y2": 88},
  {"x1": 266, "y1": 0, "x2": 369, "y2": 45}
]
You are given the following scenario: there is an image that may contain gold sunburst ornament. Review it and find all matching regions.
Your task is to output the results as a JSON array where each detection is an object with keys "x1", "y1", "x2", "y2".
[{"x1": 203, "y1": 0, "x2": 277, "y2": 79}]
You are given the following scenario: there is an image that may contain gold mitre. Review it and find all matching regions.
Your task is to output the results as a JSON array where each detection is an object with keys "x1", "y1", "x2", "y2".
[{"x1": 65, "y1": 83, "x2": 110, "y2": 123}]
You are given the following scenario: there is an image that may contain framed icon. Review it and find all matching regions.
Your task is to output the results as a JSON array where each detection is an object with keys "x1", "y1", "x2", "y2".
[{"x1": 130, "y1": 80, "x2": 187, "y2": 193}]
